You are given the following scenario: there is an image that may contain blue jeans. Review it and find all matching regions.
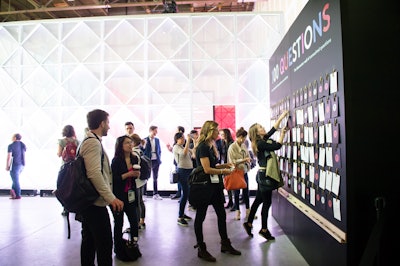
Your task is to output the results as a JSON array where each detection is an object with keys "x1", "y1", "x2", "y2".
[
  {"x1": 178, "y1": 168, "x2": 191, "y2": 217},
  {"x1": 10, "y1": 164, "x2": 24, "y2": 197}
]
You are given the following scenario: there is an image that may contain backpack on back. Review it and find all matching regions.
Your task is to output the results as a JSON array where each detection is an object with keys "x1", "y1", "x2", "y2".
[
  {"x1": 139, "y1": 154, "x2": 152, "y2": 180},
  {"x1": 55, "y1": 155, "x2": 99, "y2": 214},
  {"x1": 133, "y1": 149, "x2": 152, "y2": 180},
  {"x1": 55, "y1": 136, "x2": 103, "y2": 239},
  {"x1": 61, "y1": 139, "x2": 78, "y2": 163}
]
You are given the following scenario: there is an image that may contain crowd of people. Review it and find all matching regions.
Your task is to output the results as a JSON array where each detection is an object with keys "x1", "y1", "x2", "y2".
[{"x1": 6, "y1": 108, "x2": 289, "y2": 265}]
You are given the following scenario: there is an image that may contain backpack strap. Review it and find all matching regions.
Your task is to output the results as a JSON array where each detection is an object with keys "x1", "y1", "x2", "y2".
[
  {"x1": 132, "y1": 150, "x2": 141, "y2": 165},
  {"x1": 77, "y1": 136, "x2": 104, "y2": 173}
]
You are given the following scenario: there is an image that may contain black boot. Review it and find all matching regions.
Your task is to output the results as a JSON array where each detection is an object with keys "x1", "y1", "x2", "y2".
[
  {"x1": 243, "y1": 222, "x2": 253, "y2": 237},
  {"x1": 194, "y1": 242, "x2": 216, "y2": 262},
  {"x1": 221, "y1": 238, "x2": 241, "y2": 255}
]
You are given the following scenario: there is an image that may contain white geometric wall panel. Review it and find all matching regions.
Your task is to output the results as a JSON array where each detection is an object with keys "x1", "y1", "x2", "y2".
[{"x1": 0, "y1": 13, "x2": 283, "y2": 191}]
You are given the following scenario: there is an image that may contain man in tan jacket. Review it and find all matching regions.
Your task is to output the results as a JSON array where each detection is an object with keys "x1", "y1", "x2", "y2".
[{"x1": 80, "y1": 109, "x2": 124, "y2": 266}]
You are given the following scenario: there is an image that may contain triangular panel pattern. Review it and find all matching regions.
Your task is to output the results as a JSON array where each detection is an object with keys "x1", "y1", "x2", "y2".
[
  {"x1": 0, "y1": 27, "x2": 19, "y2": 65},
  {"x1": 148, "y1": 18, "x2": 189, "y2": 59},
  {"x1": 22, "y1": 66, "x2": 58, "y2": 107},
  {"x1": 62, "y1": 65, "x2": 101, "y2": 105},
  {"x1": 125, "y1": 42, "x2": 147, "y2": 62},
  {"x1": 105, "y1": 63, "x2": 145, "y2": 104},
  {"x1": 192, "y1": 16, "x2": 235, "y2": 59},
  {"x1": 238, "y1": 59, "x2": 269, "y2": 102},
  {"x1": 43, "y1": 46, "x2": 62, "y2": 65},
  {"x1": 63, "y1": 22, "x2": 101, "y2": 62},
  {"x1": 105, "y1": 20, "x2": 145, "y2": 60},
  {"x1": 3, "y1": 24, "x2": 22, "y2": 42},
  {"x1": 59, "y1": 45, "x2": 80, "y2": 64},
  {"x1": 237, "y1": 15, "x2": 282, "y2": 58},
  {"x1": 0, "y1": 69, "x2": 18, "y2": 106},
  {"x1": 0, "y1": 12, "x2": 289, "y2": 190},
  {"x1": 22, "y1": 24, "x2": 59, "y2": 64},
  {"x1": 126, "y1": 18, "x2": 146, "y2": 37}
]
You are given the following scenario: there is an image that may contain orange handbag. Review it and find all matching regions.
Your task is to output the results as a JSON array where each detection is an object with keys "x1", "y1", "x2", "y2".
[{"x1": 224, "y1": 169, "x2": 247, "y2": 190}]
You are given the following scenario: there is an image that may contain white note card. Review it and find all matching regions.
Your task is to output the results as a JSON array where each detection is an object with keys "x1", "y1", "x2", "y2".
[
  {"x1": 333, "y1": 198, "x2": 341, "y2": 221},
  {"x1": 332, "y1": 172, "x2": 340, "y2": 195},
  {"x1": 319, "y1": 169, "x2": 326, "y2": 190},
  {"x1": 310, "y1": 187, "x2": 316, "y2": 206},
  {"x1": 309, "y1": 164, "x2": 315, "y2": 183},
  {"x1": 330, "y1": 71, "x2": 338, "y2": 94}
]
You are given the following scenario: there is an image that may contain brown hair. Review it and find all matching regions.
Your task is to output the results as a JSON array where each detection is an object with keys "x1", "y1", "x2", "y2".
[
  {"x1": 236, "y1": 127, "x2": 248, "y2": 138},
  {"x1": 129, "y1": 133, "x2": 142, "y2": 146}
]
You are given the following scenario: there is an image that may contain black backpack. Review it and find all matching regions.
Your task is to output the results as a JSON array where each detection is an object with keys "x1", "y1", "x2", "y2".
[
  {"x1": 55, "y1": 136, "x2": 103, "y2": 238},
  {"x1": 139, "y1": 154, "x2": 152, "y2": 180},
  {"x1": 133, "y1": 150, "x2": 152, "y2": 180}
]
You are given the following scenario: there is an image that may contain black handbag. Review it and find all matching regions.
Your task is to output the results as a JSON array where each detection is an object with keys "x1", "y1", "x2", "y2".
[
  {"x1": 256, "y1": 170, "x2": 279, "y2": 191},
  {"x1": 170, "y1": 169, "x2": 179, "y2": 184},
  {"x1": 188, "y1": 166, "x2": 210, "y2": 185},
  {"x1": 188, "y1": 166, "x2": 213, "y2": 208},
  {"x1": 117, "y1": 232, "x2": 142, "y2": 262}
]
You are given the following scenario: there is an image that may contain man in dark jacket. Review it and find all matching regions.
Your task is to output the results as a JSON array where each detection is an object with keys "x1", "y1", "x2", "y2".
[{"x1": 143, "y1": 125, "x2": 162, "y2": 199}]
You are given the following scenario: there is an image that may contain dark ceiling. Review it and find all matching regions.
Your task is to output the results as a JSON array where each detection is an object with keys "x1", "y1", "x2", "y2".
[{"x1": 0, "y1": 0, "x2": 255, "y2": 22}]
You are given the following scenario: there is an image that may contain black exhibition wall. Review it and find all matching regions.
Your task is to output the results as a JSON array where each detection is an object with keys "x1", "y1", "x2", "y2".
[{"x1": 268, "y1": 0, "x2": 398, "y2": 265}]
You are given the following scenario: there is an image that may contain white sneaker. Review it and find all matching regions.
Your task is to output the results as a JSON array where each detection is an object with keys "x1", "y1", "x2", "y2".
[{"x1": 153, "y1": 194, "x2": 163, "y2": 200}]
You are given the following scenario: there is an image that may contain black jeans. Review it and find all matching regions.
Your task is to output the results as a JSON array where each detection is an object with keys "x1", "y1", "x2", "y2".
[
  {"x1": 151, "y1": 160, "x2": 160, "y2": 195},
  {"x1": 194, "y1": 184, "x2": 228, "y2": 243},
  {"x1": 247, "y1": 184, "x2": 272, "y2": 229},
  {"x1": 137, "y1": 186, "x2": 146, "y2": 220},
  {"x1": 112, "y1": 200, "x2": 139, "y2": 253},
  {"x1": 81, "y1": 205, "x2": 113, "y2": 266}
]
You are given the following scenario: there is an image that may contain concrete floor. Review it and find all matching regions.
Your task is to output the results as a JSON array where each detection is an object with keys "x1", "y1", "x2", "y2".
[{"x1": 0, "y1": 194, "x2": 309, "y2": 266}]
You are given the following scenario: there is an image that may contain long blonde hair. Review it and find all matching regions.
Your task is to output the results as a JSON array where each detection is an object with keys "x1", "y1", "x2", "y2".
[
  {"x1": 248, "y1": 123, "x2": 260, "y2": 154},
  {"x1": 196, "y1": 120, "x2": 218, "y2": 147}
]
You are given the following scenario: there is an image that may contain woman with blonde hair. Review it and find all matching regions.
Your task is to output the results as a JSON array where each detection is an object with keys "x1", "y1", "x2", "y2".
[
  {"x1": 191, "y1": 120, "x2": 241, "y2": 262},
  {"x1": 243, "y1": 110, "x2": 289, "y2": 240}
]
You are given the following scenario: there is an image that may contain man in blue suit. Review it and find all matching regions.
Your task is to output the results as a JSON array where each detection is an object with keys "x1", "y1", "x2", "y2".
[{"x1": 143, "y1": 125, "x2": 163, "y2": 200}]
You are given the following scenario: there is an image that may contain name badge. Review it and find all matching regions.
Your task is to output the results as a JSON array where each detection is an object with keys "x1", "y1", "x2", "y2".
[
  {"x1": 210, "y1": 174, "x2": 219, "y2": 183},
  {"x1": 128, "y1": 190, "x2": 135, "y2": 203}
]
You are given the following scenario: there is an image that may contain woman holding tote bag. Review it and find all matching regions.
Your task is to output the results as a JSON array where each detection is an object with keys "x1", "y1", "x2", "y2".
[{"x1": 227, "y1": 127, "x2": 252, "y2": 221}]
